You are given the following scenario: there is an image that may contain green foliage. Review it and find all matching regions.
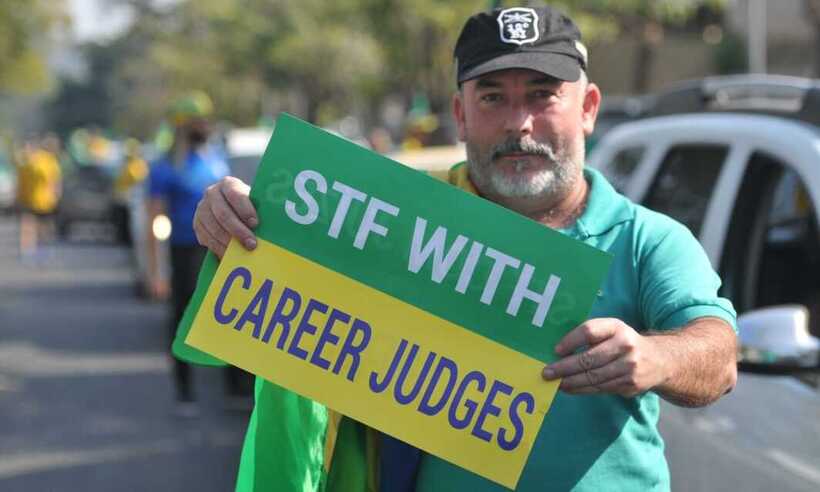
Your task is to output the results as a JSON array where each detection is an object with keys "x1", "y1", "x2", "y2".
[
  {"x1": 98, "y1": 0, "x2": 489, "y2": 134},
  {"x1": 545, "y1": 0, "x2": 726, "y2": 92},
  {"x1": 713, "y1": 31, "x2": 747, "y2": 75},
  {"x1": 47, "y1": 0, "x2": 731, "y2": 136},
  {"x1": 0, "y1": 0, "x2": 68, "y2": 94},
  {"x1": 547, "y1": 0, "x2": 727, "y2": 42},
  {"x1": 358, "y1": 0, "x2": 485, "y2": 111}
]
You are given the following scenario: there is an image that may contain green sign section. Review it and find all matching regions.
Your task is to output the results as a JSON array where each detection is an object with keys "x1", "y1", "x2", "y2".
[
  {"x1": 239, "y1": 114, "x2": 612, "y2": 363},
  {"x1": 176, "y1": 113, "x2": 611, "y2": 365}
]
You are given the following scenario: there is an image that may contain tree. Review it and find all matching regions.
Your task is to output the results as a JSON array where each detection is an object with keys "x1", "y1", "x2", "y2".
[
  {"x1": 548, "y1": 0, "x2": 727, "y2": 93},
  {"x1": 47, "y1": 43, "x2": 121, "y2": 137},
  {"x1": 90, "y1": 0, "x2": 394, "y2": 135},
  {"x1": 0, "y1": 0, "x2": 68, "y2": 95},
  {"x1": 360, "y1": 0, "x2": 483, "y2": 115}
]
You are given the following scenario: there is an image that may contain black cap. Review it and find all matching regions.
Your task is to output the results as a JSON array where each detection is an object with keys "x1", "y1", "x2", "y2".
[{"x1": 454, "y1": 6, "x2": 588, "y2": 84}]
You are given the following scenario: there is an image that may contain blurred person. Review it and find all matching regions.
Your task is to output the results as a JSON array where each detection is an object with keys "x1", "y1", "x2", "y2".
[
  {"x1": 400, "y1": 113, "x2": 439, "y2": 150},
  {"x1": 367, "y1": 126, "x2": 395, "y2": 155},
  {"x1": 115, "y1": 139, "x2": 149, "y2": 199},
  {"x1": 401, "y1": 92, "x2": 440, "y2": 150},
  {"x1": 145, "y1": 91, "x2": 249, "y2": 415},
  {"x1": 187, "y1": 5, "x2": 738, "y2": 491},
  {"x1": 87, "y1": 127, "x2": 113, "y2": 166},
  {"x1": 16, "y1": 139, "x2": 62, "y2": 264},
  {"x1": 42, "y1": 132, "x2": 75, "y2": 175},
  {"x1": 113, "y1": 138, "x2": 148, "y2": 244},
  {"x1": 67, "y1": 128, "x2": 92, "y2": 166}
]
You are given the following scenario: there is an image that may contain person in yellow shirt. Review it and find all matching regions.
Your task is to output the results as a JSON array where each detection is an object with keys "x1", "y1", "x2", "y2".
[
  {"x1": 114, "y1": 139, "x2": 149, "y2": 199},
  {"x1": 16, "y1": 141, "x2": 62, "y2": 262},
  {"x1": 113, "y1": 138, "x2": 149, "y2": 244}
]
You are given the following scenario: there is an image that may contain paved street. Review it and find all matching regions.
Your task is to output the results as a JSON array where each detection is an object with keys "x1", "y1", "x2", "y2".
[
  {"x1": 661, "y1": 375, "x2": 820, "y2": 492},
  {"x1": 0, "y1": 216, "x2": 249, "y2": 492}
]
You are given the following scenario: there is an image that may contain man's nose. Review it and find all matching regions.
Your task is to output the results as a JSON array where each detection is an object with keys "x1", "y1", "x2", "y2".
[{"x1": 504, "y1": 105, "x2": 534, "y2": 136}]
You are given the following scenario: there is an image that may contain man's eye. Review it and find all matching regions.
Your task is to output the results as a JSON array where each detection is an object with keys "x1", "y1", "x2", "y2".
[
  {"x1": 533, "y1": 89, "x2": 556, "y2": 99},
  {"x1": 480, "y1": 93, "x2": 503, "y2": 103}
]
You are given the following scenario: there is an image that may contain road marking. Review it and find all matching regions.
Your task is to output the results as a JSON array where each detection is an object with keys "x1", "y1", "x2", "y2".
[
  {"x1": 0, "y1": 440, "x2": 183, "y2": 479},
  {"x1": 691, "y1": 414, "x2": 737, "y2": 433},
  {"x1": 767, "y1": 448, "x2": 820, "y2": 485},
  {"x1": 0, "y1": 343, "x2": 169, "y2": 377},
  {"x1": 0, "y1": 430, "x2": 244, "y2": 480},
  {"x1": 773, "y1": 378, "x2": 820, "y2": 401}
]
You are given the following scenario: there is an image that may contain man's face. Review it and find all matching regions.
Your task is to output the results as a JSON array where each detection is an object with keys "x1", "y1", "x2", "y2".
[
  {"x1": 184, "y1": 118, "x2": 211, "y2": 146},
  {"x1": 453, "y1": 68, "x2": 600, "y2": 205}
]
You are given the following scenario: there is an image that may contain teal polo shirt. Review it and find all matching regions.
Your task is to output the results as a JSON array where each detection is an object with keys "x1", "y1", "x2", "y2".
[{"x1": 415, "y1": 167, "x2": 737, "y2": 492}]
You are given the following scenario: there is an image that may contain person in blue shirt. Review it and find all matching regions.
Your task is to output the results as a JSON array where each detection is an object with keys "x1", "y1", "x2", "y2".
[{"x1": 146, "y1": 92, "x2": 243, "y2": 414}]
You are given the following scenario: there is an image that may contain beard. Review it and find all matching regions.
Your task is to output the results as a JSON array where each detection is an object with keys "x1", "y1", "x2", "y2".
[{"x1": 465, "y1": 132, "x2": 584, "y2": 201}]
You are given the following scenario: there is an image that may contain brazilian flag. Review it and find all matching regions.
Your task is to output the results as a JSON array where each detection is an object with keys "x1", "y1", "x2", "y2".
[{"x1": 173, "y1": 254, "x2": 379, "y2": 492}]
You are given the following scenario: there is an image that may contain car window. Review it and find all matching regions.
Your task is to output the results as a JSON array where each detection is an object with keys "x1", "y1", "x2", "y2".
[
  {"x1": 605, "y1": 146, "x2": 645, "y2": 193},
  {"x1": 642, "y1": 144, "x2": 728, "y2": 236},
  {"x1": 766, "y1": 170, "x2": 812, "y2": 240},
  {"x1": 757, "y1": 167, "x2": 819, "y2": 316},
  {"x1": 719, "y1": 152, "x2": 820, "y2": 329}
]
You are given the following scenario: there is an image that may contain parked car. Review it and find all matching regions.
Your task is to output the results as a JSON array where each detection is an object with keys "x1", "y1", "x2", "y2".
[
  {"x1": 223, "y1": 126, "x2": 273, "y2": 185},
  {"x1": 56, "y1": 163, "x2": 124, "y2": 240},
  {"x1": 585, "y1": 95, "x2": 650, "y2": 153},
  {"x1": 588, "y1": 74, "x2": 820, "y2": 491}
]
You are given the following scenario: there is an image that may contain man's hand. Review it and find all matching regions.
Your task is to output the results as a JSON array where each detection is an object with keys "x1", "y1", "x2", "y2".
[
  {"x1": 542, "y1": 318, "x2": 668, "y2": 397},
  {"x1": 542, "y1": 317, "x2": 737, "y2": 406},
  {"x1": 194, "y1": 176, "x2": 259, "y2": 258}
]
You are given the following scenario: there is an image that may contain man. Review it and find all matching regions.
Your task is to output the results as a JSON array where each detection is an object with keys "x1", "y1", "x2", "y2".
[
  {"x1": 16, "y1": 138, "x2": 62, "y2": 264},
  {"x1": 146, "y1": 92, "x2": 250, "y2": 415},
  {"x1": 189, "y1": 6, "x2": 737, "y2": 491},
  {"x1": 113, "y1": 138, "x2": 148, "y2": 244}
]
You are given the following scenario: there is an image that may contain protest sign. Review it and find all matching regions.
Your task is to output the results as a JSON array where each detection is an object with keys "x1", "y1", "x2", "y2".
[{"x1": 182, "y1": 113, "x2": 611, "y2": 488}]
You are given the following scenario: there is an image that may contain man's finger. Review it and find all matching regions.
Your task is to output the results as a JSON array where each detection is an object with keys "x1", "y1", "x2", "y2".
[
  {"x1": 563, "y1": 374, "x2": 637, "y2": 396},
  {"x1": 208, "y1": 186, "x2": 257, "y2": 250},
  {"x1": 195, "y1": 199, "x2": 231, "y2": 251},
  {"x1": 554, "y1": 319, "x2": 619, "y2": 356},
  {"x1": 543, "y1": 338, "x2": 622, "y2": 380},
  {"x1": 221, "y1": 177, "x2": 258, "y2": 228},
  {"x1": 556, "y1": 357, "x2": 627, "y2": 391},
  {"x1": 196, "y1": 200, "x2": 231, "y2": 247},
  {"x1": 194, "y1": 214, "x2": 228, "y2": 259}
]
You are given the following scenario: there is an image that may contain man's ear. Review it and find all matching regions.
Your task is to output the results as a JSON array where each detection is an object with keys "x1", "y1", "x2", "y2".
[
  {"x1": 452, "y1": 91, "x2": 467, "y2": 142},
  {"x1": 581, "y1": 82, "x2": 602, "y2": 137}
]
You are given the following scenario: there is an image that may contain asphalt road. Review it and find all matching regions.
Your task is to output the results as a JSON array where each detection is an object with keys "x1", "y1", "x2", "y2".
[
  {"x1": 661, "y1": 375, "x2": 820, "y2": 492},
  {"x1": 1, "y1": 215, "x2": 819, "y2": 492},
  {"x1": 0, "y1": 217, "x2": 249, "y2": 492}
]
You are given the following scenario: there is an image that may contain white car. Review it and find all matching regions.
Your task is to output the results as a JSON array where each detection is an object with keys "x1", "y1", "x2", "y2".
[
  {"x1": 588, "y1": 75, "x2": 820, "y2": 491},
  {"x1": 224, "y1": 127, "x2": 273, "y2": 185}
]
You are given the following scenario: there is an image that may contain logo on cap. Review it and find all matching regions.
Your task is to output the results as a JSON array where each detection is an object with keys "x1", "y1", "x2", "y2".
[{"x1": 497, "y1": 7, "x2": 539, "y2": 46}]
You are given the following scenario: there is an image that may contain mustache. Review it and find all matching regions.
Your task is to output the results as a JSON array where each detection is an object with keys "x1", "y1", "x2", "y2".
[{"x1": 490, "y1": 138, "x2": 556, "y2": 161}]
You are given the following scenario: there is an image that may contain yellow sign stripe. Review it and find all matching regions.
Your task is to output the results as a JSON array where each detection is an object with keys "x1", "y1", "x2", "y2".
[{"x1": 186, "y1": 238, "x2": 559, "y2": 489}]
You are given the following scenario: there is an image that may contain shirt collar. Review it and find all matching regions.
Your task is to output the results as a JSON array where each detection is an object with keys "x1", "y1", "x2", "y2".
[
  {"x1": 448, "y1": 163, "x2": 632, "y2": 238},
  {"x1": 573, "y1": 167, "x2": 633, "y2": 238}
]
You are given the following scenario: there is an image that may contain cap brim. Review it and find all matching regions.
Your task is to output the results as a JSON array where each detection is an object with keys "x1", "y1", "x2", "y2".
[{"x1": 458, "y1": 51, "x2": 581, "y2": 84}]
